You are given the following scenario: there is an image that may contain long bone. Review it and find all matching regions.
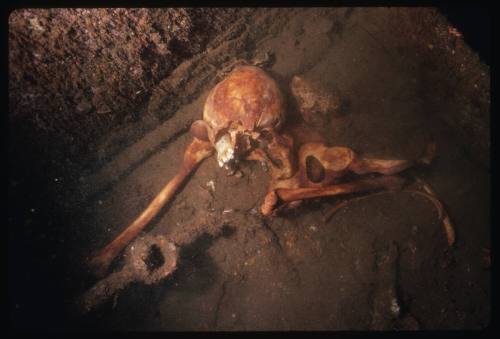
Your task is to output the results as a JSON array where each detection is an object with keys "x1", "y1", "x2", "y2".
[
  {"x1": 261, "y1": 175, "x2": 406, "y2": 216},
  {"x1": 258, "y1": 139, "x2": 453, "y2": 246},
  {"x1": 88, "y1": 138, "x2": 213, "y2": 277},
  {"x1": 258, "y1": 140, "x2": 434, "y2": 212},
  {"x1": 296, "y1": 142, "x2": 435, "y2": 187}
]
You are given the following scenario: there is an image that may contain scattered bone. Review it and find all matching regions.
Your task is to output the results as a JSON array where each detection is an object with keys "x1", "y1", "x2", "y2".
[
  {"x1": 411, "y1": 178, "x2": 455, "y2": 246},
  {"x1": 87, "y1": 65, "x2": 452, "y2": 283},
  {"x1": 262, "y1": 176, "x2": 406, "y2": 216},
  {"x1": 322, "y1": 178, "x2": 455, "y2": 247},
  {"x1": 80, "y1": 234, "x2": 178, "y2": 314},
  {"x1": 200, "y1": 65, "x2": 285, "y2": 171}
]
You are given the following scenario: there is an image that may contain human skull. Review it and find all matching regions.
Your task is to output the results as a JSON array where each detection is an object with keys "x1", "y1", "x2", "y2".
[{"x1": 190, "y1": 66, "x2": 285, "y2": 172}]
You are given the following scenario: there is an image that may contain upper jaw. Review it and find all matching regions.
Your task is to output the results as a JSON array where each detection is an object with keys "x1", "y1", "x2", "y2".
[
  {"x1": 214, "y1": 130, "x2": 260, "y2": 171},
  {"x1": 215, "y1": 134, "x2": 235, "y2": 168}
]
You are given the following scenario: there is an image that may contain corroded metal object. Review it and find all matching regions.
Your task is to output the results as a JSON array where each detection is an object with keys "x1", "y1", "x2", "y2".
[{"x1": 81, "y1": 235, "x2": 177, "y2": 313}]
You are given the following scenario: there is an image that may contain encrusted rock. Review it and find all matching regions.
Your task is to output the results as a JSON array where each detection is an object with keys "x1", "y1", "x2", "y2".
[{"x1": 290, "y1": 75, "x2": 341, "y2": 128}]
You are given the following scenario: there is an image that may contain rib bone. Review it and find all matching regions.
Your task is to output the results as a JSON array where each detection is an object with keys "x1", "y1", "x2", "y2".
[{"x1": 261, "y1": 176, "x2": 406, "y2": 216}]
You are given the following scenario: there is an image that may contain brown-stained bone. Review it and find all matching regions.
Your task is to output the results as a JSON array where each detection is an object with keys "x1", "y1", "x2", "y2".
[
  {"x1": 247, "y1": 130, "x2": 296, "y2": 180},
  {"x1": 296, "y1": 142, "x2": 436, "y2": 189},
  {"x1": 261, "y1": 176, "x2": 406, "y2": 216},
  {"x1": 88, "y1": 138, "x2": 213, "y2": 278},
  {"x1": 410, "y1": 178, "x2": 455, "y2": 246},
  {"x1": 259, "y1": 140, "x2": 434, "y2": 216},
  {"x1": 322, "y1": 179, "x2": 455, "y2": 247}
]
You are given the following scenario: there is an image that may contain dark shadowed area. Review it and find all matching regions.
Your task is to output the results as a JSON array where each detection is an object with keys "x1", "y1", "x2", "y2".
[{"x1": 8, "y1": 7, "x2": 490, "y2": 332}]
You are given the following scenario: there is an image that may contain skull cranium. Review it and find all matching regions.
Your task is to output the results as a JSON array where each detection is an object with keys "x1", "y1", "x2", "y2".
[{"x1": 190, "y1": 65, "x2": 287, "y2": 173}]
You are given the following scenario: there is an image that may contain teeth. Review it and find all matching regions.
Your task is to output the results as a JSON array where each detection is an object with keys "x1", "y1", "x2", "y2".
[{"x1": 215, "y1": 134, "x2": 234, "y2": 167}]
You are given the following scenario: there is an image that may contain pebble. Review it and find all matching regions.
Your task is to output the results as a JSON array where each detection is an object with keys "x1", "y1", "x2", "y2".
[
  {"x1": 206, "y1": 180, "x2": 216, "y2": 192},
  {"x1": 390, "y1": 298, "x2": 401, "y2": 316}
]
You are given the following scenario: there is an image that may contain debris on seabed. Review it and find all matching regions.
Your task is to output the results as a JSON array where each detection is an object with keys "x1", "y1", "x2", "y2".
[
  {"x1": 309, "y1": 225, "x2": 318, "y2": 232},
  {"x1": 206, "y1": 180, "x2": 216, "y2": 193}
]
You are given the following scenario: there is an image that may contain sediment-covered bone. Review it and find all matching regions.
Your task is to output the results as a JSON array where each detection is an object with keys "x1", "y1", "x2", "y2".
[
  {"x1": 261, "y1": 176, "x2": 406, "y2": 216},
  {"x1": 321, "y1": 179, "x2": 455, "y2": 247},
  {"x1": 296, "y1": 142, "x2": 436, "y2": 188}
]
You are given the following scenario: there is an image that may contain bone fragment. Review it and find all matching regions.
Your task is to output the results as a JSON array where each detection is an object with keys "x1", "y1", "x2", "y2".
[
  {"x1": 349, "y1": 143, "x2": 436, "y2": 176},
  {"x1": 276, "y1": 176, "x2": 405, "y2": 202},
  {"x1": 407, "y1": 178, "x2": 455, "y2": 246},
  {"x1": 261, "y1": 176, "x2": 405, "y2": 216},
  {"x1": 322, "y1": 179, "x2": 455, "y2": 247}
]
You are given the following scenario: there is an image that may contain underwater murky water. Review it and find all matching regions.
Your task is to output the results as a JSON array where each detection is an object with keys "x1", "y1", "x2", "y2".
[{"x1": 9, "y1": 8, "x2": 490, "y2": 331}]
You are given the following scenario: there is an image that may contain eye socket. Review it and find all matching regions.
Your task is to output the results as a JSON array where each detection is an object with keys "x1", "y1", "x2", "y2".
[
  {"x1": 235, "y1": 133, "x2": 254, "y2": 152},
  {"x1": 306, "y1": 156, "x2": 325, "y2": 183}
]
